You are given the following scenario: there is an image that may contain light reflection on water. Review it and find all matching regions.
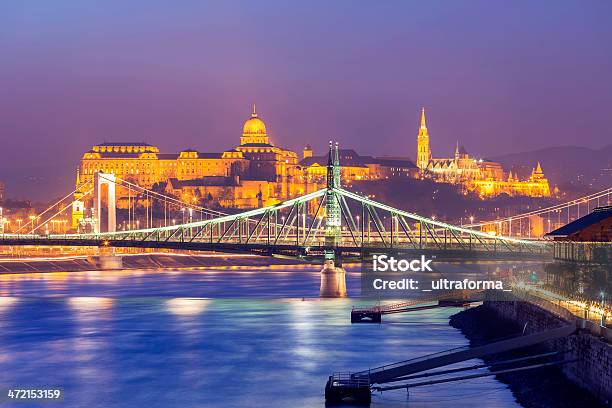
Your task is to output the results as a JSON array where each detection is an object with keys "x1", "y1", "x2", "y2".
[{"x1": 0, "y1": 266, "x2": 521, "y2": 408}]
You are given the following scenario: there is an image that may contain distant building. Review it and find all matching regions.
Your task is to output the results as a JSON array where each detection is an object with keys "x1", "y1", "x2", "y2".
[
  {"x1": 0, "y1": 181, "x2": 4, "y2": 202},
  {"x1": 546, "y1": 206, "x2": 612, "y2": 242},
  {"x1": 74, "y1": 106, "x2": 320, "y2": 221},
  {"x1": 416, "y1": 108, "x2": 551, "y2": 198},
  {"x1": 299, "y1": 148, "x2": 418, "y2": 184}
]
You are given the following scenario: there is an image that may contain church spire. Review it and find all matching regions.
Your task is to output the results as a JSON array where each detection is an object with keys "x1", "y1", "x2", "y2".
[
  {"x1": 420, "y1": 107, "x2": 427, "y2": 129},
  {"x1": 416, "y1": 107, "x2": 431, "y2": 171},
  {"x1": 455, "y1": 140, "x2": 460, "y2": 160},
  {"x1": 251, "y1": 103, "x2": 257, "y2": 118},
  {"x1": 535, "y1": 162, "x2": 543, "y2": 174}
]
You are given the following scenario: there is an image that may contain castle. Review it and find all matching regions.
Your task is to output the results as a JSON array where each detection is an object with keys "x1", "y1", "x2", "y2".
[
  {"x1": 74, "y1": 106, "x2": 320, "y2": 227},
  {"x1": 74, "y1": 105, "x2": 419, "y2": 226},
  {"x1": 72, "y1": 105, "x2": 552, "y2": 229},
  {"x1": 416, "y1": 108, "x2": 551, "y2": 198}
]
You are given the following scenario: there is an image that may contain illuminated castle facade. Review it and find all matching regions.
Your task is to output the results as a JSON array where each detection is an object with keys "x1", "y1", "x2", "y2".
[
  {"x1": 75, "y1": 106, "x2": 319, "y2": 214},
  {"x1": 416, "y1": 108, "x2": 551, "y2": 198}
]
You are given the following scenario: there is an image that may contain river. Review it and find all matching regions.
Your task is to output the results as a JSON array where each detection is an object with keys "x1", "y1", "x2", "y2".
[{"x1": 0, "y1": 263, "x2": 523, "y2": 407}]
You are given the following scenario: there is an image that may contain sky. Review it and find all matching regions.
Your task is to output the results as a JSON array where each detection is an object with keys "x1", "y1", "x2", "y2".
[{"x1": 1, "y1": 1, "x2": 611, "y2": 198}]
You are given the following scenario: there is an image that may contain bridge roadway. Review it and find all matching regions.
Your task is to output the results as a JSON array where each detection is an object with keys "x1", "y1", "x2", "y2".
[{"x1": 0, "y1": 234, "x2": 551, "y2": 261}]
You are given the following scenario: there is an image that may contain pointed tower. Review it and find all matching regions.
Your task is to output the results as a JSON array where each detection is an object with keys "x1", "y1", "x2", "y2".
[
  {"x1": 531, "y1": 162, "x2": 545, "y2": 181},
  {"x1": 535, "y1": 162, "x2": 543, "y2": 174},
  {"x1": 333, "y1": 142, "x2": 341, "y2": 188},
  {"x1": 326, "y1": 141, "x2": 334, "y2": 187},
  {"x1": 416, "y1": 108, "x2": 431, "y2": 171},
  {"x1": 325, "y1": 141, "x2": 342, "y2": 250},
  {"x1": 72, "y1": 168, "x2": 85, "y2": 230},
  {"x1": 454, "y1": 141, "x2": 460, "y2": 161}
]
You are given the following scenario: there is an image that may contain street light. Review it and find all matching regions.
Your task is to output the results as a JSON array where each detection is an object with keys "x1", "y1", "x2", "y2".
[{"x1": 601, "y1": 291, "x2": 606, "y2": 327}]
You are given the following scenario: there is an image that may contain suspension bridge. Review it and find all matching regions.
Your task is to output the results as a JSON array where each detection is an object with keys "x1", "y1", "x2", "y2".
[
  {"x1": 463, "y1": 187, "x2": 612, "y2": 237},
  {"x1": 0, "y1": 143, "x2": 556, "y2": 262}
]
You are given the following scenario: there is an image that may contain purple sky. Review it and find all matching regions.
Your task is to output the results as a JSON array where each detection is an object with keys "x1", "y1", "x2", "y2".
[{"x1": 1, "y1": 1, "x2": 611, "y2": 197}]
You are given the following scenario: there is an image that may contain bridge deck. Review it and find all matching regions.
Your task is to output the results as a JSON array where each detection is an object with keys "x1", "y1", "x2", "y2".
[{"x1": 0, "y1": 236, "x2": 550, "y2": 261}]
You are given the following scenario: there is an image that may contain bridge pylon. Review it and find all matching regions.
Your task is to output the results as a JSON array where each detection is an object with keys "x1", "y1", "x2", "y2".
[
  {"x1": 93, "y1": 172, "x2": 117, "y2": 233},
  {"x1": 324, "y1": 141, "x2": 342, "y2": 255},
  {"x1": 321, "y1": 141, "x2": 347, "y2": 297}
]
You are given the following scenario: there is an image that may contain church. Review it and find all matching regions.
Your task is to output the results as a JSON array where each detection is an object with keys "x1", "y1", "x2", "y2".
[{"x1": 416, "y1": 108, "x2": 551, "y2": 198}]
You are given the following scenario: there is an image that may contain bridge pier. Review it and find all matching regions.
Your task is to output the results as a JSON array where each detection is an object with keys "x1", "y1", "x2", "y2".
[
  {"x1": 320, "y1": 252, "x2": 346, "y2": 298},
  {"x1": 88, "y1": 246, "x2": 123, "y2": 270}
]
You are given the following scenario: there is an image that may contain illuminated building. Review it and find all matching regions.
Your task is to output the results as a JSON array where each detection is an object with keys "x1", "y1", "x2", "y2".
[
  {"x1": 74, "y1": 106, "x2": 319, "y2": 219},
  {"x1": 416, "y1": 108, "x2": 431, "y2": 170},
  {"x1": 469, "y1": 162, "x2": 551, "y2": 198},
  {"x1": 300, "y1": 149, "x2": 418, "y2": 185},
  {"x1": 416, "y1": 108, "x2": 551, "y2": 198},
  {"x1": 0, "y1": 181, "x2": 4, "y2": 202}
]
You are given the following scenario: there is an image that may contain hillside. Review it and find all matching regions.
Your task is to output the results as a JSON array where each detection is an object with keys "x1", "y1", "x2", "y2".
[{"x1": 490, "y1": 145, "x2": 612, "y2": 190}]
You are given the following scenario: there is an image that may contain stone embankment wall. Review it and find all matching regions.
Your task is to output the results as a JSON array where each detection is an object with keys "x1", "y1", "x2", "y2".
[{"x1": 485, "y1": 300, "x2": 612, "y2": 407}]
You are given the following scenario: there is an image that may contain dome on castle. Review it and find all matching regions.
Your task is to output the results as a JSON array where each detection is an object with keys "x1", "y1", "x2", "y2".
[{"x1": 242, "y1": 105, "x2": 267, "y2": 135}]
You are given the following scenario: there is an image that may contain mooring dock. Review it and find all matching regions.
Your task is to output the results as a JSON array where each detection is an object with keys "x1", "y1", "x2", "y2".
[{"x1": 325, "y1": 324, "x2": 576, "y2": 404}]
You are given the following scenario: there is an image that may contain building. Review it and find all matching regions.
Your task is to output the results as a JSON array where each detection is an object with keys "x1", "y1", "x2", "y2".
[
  {"x1": 299, "y1": 148, "x2": 418, "y2": 185},
  {"x1": 469, "y1": 163, "x2": 551, "y2": 198},
  {"x1": 547, "y1": 206, "x2": 612, "y2": 263},
  {"x1": 415, "y1": 108, "x2": 551, "y2": 198},
  {"x1": 0, "y1": 181, "x2": 4, "y2": 202},
  {"x1": 74, "y1": 106, "x2": 320, "y2": 222},
  {"x1": 546, "y1": 206, "x2": 612, "y2": 242}
]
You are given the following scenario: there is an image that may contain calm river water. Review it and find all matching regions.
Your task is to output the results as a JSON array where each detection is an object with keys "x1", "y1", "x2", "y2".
[{"x1": 0, "y1": 263, "x2": 523, "y2": 407}]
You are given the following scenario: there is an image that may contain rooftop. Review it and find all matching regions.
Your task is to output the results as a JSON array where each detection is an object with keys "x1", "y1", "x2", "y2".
[
  {"x1": 97, "y1": 142, "x2": 154, "y2": 146},
  {"x1": 300, "y1": 149, "x2": 414, "y2": 168},
  {"x1": 546, "y1": 205, "x2": 612, "y2": 237}
]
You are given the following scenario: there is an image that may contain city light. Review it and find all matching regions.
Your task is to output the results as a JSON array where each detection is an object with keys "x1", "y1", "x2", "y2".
[{"x1": 0, "y1": 8, "x2": 609, "y2": 407}]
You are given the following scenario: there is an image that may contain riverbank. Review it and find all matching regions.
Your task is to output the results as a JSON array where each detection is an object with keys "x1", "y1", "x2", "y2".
[
  {"x1": 0, "y1": 252, "x2": 309, "y2": 274},
  {"x1": 450, "y1": 305, "x2": 606, "y2": 408}
]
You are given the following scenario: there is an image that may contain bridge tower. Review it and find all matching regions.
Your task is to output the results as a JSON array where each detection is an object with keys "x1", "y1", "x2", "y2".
[
  {"x1": 93, "y1": 172, "x2": 117, "y2": 233},
  {"x1": 321, "y1": 141, "x2": 346, "y2": 297},
  {"x1": 72, "y1": 168, "x2": 85, "y2": 230},
  {"x1": 325, "y1": 141, "x2": 342, "y2": 250}
]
